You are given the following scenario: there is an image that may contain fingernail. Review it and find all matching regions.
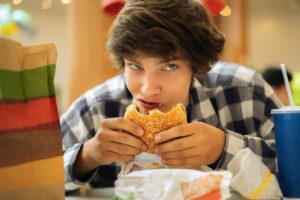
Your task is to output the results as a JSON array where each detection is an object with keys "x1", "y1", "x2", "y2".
[
  {"x1": 155, "y1": 135, "x2": 161, "y2": 142},
  {"x1": 137, "y1": 129, "x2": 144, "y2": 136},
  {"x1": 143, "y1": 144, "x2": 147, "y2": 150},
  {"x1": 154, "y1": 147, "x2": 159, "y2": 154}
]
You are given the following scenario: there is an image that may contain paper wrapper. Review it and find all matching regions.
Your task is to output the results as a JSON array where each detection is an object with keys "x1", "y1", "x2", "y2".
[
  {"x1": 115, "y1": 169, "x2": 232, "y2": 200},
  {"x1": 228, "y1": 148, "x2": 282, "y2": 199},
  {"x1": 119, "y1": 152, "x2": 166, "y2": 176},
  {"x1": 119, "y1": 152, "x2": 210, "y2": 176},
  {"x1": 0, "y1": 37, "x2": 64, "y2": 199}
]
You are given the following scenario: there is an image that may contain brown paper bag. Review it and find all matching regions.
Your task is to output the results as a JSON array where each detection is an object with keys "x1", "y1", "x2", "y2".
[{"x1": 0, "y1": 37, "x2": 64, "y2": 199}]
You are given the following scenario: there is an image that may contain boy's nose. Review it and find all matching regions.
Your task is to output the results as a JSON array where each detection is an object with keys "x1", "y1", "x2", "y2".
[{"x1": 141, "y1": 77, "x2": 161, "y2": 97}]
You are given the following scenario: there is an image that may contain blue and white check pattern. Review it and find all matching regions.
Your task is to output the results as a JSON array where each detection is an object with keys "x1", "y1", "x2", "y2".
[{"x1": 61, "y1": 62, "x2": 282, "y2": 191}]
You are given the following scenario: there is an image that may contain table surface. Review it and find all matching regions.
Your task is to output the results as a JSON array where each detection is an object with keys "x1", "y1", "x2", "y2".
[
  {"x1": 65, "y1": 187, "x2": 246, "y2": 200},
  {"x1": 66, "y1": 188, "x2": 113, "y2": 200}
]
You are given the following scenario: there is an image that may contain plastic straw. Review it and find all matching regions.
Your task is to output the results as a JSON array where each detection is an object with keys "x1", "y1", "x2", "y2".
[{"x1": 280, "y1": 63, "x2": 294, "y2": 106}]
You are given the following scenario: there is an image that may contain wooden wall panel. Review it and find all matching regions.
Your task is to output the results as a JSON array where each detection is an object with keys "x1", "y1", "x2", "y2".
[
  {"x1": 218, "y1": 0, "x2": 247, "y2": 65},
  {"x1": 66, "y1": 0, "x2": 119, "y2": 106}
]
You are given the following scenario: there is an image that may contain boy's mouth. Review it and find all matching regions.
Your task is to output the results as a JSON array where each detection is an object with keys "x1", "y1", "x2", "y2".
[{"x1": 137, "y1": 99, "x2": 162, "y2": 110}]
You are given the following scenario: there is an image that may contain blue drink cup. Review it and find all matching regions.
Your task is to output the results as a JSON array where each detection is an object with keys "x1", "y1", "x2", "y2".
[{"x1": 271, "y1": 107, "x2": 300, "y2": 198}]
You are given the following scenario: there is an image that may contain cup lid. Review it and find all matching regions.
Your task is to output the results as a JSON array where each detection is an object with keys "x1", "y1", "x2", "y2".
[{"x1": 271, "y1": 106, "x2": 300, "y2": 114}]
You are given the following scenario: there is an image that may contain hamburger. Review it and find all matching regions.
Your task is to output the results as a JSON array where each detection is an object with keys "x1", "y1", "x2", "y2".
[{"x1": 124, "y1": 103, "x2": 187, "y2": 152}]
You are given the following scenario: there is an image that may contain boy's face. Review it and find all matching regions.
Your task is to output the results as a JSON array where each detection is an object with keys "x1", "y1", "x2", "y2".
[{"x1": 124, "y1": 54, "x2": 192, "y2": 115}]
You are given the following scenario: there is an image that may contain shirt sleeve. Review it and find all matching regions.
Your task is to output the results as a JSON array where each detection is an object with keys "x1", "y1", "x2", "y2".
[
  {"x1": 63, "y1": 143, "x2": 98, "y2": 191},
  {"x1": 214, "y1": 72, "x2": 282, "y2": 174},
  {"x1": 60, "y1": 95, "x2": 99, "y2": 191}
]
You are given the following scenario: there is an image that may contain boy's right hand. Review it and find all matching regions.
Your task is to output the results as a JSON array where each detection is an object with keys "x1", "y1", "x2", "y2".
[{"x1": 74, "y1": 118, "x2": 145, "y2": 178}]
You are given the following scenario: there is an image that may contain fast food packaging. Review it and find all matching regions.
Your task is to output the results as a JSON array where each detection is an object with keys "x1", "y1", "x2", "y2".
[
  {"x1": 228, "y1": 148, "x2": 282, "y2": 199},
  {"x1": 115, "y1": 169, "x2": 232, "y2": 200},
  {"x1": 0, "y1": 37, "x2": 64, "y2": 199}
]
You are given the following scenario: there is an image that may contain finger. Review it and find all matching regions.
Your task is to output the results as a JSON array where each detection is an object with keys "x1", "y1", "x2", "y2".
[
  {"x1": 106, "y1": 151, "x2": 135, "y2": 163},
  {"x1": 160, "y1": 147, "x2": 198, "y2": 159},
  {"x1": 102, "y1": 118, "x2": 144, "y2": 137},
  {"x1": 105, "y1": 141, "x2": 142, "y2": 156},
  {"x1": 156, "y1": 134, "x2": 195, "y2": 154},
  {"x1": 155, "y1": 124, "x2": 193, "y2": 144},
  {"x1": 162, "y1": 156, "x2": 204, "y2": 166},
  {"x1": 105, "y1": 129, "x2": 146, "y2": 150}
]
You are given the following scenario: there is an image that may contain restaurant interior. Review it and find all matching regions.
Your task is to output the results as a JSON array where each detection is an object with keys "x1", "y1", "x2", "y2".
[
  {"x1": 1, "y1": 0, "x2": 300, "y2": 199},
  {"x1": 1, "y1": 0, "x2": 299, "y2": 113}
]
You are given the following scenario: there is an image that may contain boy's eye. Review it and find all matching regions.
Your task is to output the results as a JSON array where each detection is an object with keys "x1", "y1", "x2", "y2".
[
  {"x1": 164, "y1": 63, "x2": 177, "y2": 71},
  {"x1": 128, "y1": 63, "x2": 142, "y2": 70}
]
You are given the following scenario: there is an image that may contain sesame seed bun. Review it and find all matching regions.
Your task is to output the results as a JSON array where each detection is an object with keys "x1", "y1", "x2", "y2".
[{"x1": 124, "y1": 103, "x2": 187, "y2": 152}]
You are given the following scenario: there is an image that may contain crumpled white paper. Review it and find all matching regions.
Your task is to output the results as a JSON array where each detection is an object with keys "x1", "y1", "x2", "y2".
[
  {"x1": 115, "y1": 169, "x2": 232, "y2": 200},
  {"x1": 227, "y1": 148, "x2": 282, "y2": 199},
  {"x1": 119, "y1": 152, "x2": 211, "y2": 177},
  {"x1": 119, "y1": 152, "x2": 165, "y2": 177}
]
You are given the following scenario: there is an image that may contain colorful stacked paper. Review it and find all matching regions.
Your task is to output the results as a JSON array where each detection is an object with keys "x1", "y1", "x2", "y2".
[{"x1": 0, "y1": 37, "x2": 64, "y2": 199}]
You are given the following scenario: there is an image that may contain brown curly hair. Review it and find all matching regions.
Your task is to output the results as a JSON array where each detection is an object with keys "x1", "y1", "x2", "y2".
[{"x1": 106, "y1": 0, "x2": 225, "y2": 76}]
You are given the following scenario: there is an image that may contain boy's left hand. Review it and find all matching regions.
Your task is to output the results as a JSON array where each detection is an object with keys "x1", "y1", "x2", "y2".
[{"x1": 154, "y1": 122, "x2": 225, "y2": 167}]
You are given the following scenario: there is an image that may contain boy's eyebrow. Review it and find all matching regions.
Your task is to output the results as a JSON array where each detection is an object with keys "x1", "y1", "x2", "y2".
[
  {"x1": 159, "y1": 56, "x2": 180, "y2": 64},
  {"x1": 124, "y1": 56, "x2": 181, "y2": 65},
  {"x1": 164, "y1": 52, "x2": 187, "y2": 61},
  {"x1": 124, "y1": 58, "x2": 141, "y2": 64}
]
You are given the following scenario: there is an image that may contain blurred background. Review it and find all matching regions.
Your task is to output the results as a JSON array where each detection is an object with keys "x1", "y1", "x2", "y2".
[{"x1": 1, "y1": 0, "x2": 300, "y2": 113}]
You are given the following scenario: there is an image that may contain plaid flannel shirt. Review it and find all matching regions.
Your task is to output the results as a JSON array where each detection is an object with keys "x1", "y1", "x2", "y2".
[{"x1": 61, "y1": 62, "x2": 282, "y2": 191}]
